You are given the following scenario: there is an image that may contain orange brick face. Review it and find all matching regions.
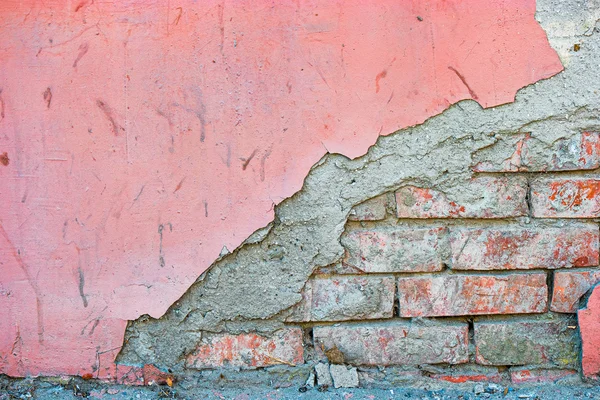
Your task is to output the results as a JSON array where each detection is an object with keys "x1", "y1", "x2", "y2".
[{"x1": 397, "y1": 273, "x2": 548, "y2": 317}]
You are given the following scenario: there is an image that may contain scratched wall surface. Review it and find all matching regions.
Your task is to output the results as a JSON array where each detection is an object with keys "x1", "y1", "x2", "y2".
[{"x1": 0, "y1": 0, "x2": 561, "y2": 376}]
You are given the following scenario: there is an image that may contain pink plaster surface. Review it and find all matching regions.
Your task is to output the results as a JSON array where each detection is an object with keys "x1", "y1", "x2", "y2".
[
  {"x1": 0, "y1": 0, "x2": 562, "y2": 377},
  {"x1": 579, "y1": 284, "x2": 600, "y2": 377}
]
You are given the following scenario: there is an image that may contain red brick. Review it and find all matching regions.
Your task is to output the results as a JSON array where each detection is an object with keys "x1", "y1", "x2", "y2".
[
  {"x1": 185, "y1": 329, "x2": 304, "y2": 369},
  {"x1": 531, "y1": 178, "x2": 600, "y2": 218},
  {"x1": 348, "y1": 194, "x2": 389, "y2": 221},
  {"x1": 552, "y1": 269, "x2": 600, "y2": 313},
  {"x1": 397, "y1": 273, "x2": 547, "y2": 317},
  {"x1": 449, "y1": 225, "x2": 599, "y2": 271},
  {"x1": 578, "y1": 283, "x2": 600, "y2": 377},
  {"x1": 510, "y1": 368, "x2": 578, "y2": 384},
  {"x1": 474, "y1": 318, "x2": 579, "y2": 367},
  {"x1": 313, "y1": 322, "x2": 469, "y2": 366},
  {"x1": 473, "y1": 132, "x2": 600, "y2": 172},
  {"x1": 395, "y1": 177, "x2": 527, "y2": 218},
  {"x1": 430, "y1": 366, "x2": 504, "y2": 383},
  {"x1": 342, "y1": 227, "x2": 446, "y2": 273},
  {"x1": 286, "y1": 275, "x2": 395, "y2": 322}
]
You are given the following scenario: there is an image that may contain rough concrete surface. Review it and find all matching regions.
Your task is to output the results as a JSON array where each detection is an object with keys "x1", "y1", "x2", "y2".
[{"x1": 116, "y1": 0, "x2": 600, "y2": 377}]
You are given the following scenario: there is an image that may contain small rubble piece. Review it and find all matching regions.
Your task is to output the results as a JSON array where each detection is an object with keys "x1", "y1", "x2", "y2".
[
  {"x1": 305, "y1": 371, "x2": 316, "y2": 387},
  {"x1": 474, "y1": 383, "x2": 485, "y2": 395},
  {"x1": 329, "y1": 364, "x2": 359, "y2": 388},
  {"x1": 314, "y1": 363, "x2": 333, "y2": 387}
]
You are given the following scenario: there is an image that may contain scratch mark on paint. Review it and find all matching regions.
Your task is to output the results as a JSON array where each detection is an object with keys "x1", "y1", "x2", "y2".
[
  {"x1": 173, "y1": 177, "x2": 185, "y2": 193},
  {"x1": 387, "y1": 90, "x2": 394, "y2": 105},
  {"x1": 78, "y1": 267, "x2": 88, "y2": 308},
  {"x1": 204, "y1": 200, "x2": 208, "y2": 217},
  {"x1": 73, "y1": 42, "x2": 89, "y2": 68},
  {"x1": 448, "y1": 66, "x2": 478, "y2": 100},
  {"x1": 133, "y1": 185, "x2": 145, "y2": 203},
  {"x1": 241, "y1": 149, "x2": 257, "y2": 170},
  {"x1": 0, "y1": 225, "x2": 44, "y2": 343},
  {"x1": 43, "y1": 87, "x2": 52, "y2": 109},
  {"x1": 173, "y1": 7, "x2": 183, "y2": 25},
  {"x1": 96, "y1": 99, "x2": 123, "y2": 135},
  {"x1": 260, "y1": 148, "x2": 272, "y2": 182},
  {"x1": 158, "y1": 223, "x2": 172, "y2": 268},
  {"x1": 375, "y1": 70, "x2": 387, "y2": 93}
]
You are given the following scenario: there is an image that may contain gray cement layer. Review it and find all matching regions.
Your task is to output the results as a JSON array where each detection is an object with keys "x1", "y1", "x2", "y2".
[{"x1": 117, "y1": 0, "x2": 600, "y2": 378}]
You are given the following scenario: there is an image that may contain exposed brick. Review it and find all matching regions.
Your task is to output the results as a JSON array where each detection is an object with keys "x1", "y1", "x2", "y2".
[
  {"x1": 430, "y1": 366, "x2": 504, "y2": 383},
  {"x1": 531, "y1": 178, "x2": 600, "y2": 218},
  {"x1": 341, "y1": 227, "x2": 446, "y2": 273},
  {"x1": 474, "y1": 317, "x2": 579, "y2": 368},
  {"x1": 287, "y1": 275, "x2": 395, "y2": 322},
  {"x1": 397, "y1": 273, "x2": 547, "y2": 317},
  {"x1": 449, "y1": 225, "x2": 599, "y2": 271},
  {"x1": 313, "y1": 322, "x2": 469, "y2": 366},
  {"x1": 510, "y1": 368, "x2": 578, "y2": 384},
  {"x1": 185, "y1": 329, "x2": 304, "y2": 369},
  {"x1": 395, "y1": 177, "x2": 528, "y2": 218},
  {"x1": 473, "y1": 131, "x2": 600, "y2": 172},
  {"x1": 552, "y1": 269, "x2": 600, "y2": 313},
  {"x1": 348, "y1": 194, "x2": 389, "y2": 221},
  {"x1": 578, "y1": 283, "x2": 600, "y2": 377}
]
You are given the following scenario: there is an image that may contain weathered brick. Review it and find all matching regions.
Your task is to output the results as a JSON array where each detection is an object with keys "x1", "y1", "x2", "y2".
[
  {"x1": 185, "y1": 329, "x2": 304, "y2": 369},
  {"x1": 510, "y1": 368, "x2": 578, "y2": 384},
  {"x1": 552, "y1": 269, "x2": 600, "y2": 313},
  {"x1": 473, "y1": 131, "x2": 600, "y2": 172},
  {"x1": 531, "y1": 178, "x2": 600, "y2": 218},
  {"x1": 395, "y1": 177, "x2": 528, "y2": 218},
  {"x1": 313, "y1": 322, "x2": 469, "y2": 366},
  {"x1": 474, "y1": 317, "x2": 579, "y2": 368},
  {"x1": 341, "y1": 227, "x2": 446, "y2": 273},
  {"x1": 449, "y1": 225, "x2": 599, "y2": 271},
  {"x1": 429, "y1": 365, "x2": 504, "y2": 383},
  {"x1": 287, "y1": 275, "x2": 395, "y2": 322},
  {"x1": 397, "y1": 273, "x2": 547, "y2": 317},
  {"x1": 348, "y1": 194, "x2": 389, "y2": 221}
]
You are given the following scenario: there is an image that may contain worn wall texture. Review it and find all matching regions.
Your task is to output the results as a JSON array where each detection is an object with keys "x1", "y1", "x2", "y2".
[{"x1": 1, "y1": 0, "x2": 600, "y2": 389}]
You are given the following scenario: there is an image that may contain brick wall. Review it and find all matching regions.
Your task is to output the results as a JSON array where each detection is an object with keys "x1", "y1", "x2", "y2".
[{"x1": 171, "y1": 132, "x2": 600, "y2": 387}]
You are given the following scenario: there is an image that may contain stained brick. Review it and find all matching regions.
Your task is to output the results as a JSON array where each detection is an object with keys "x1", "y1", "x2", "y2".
[
  {"x1": 474, "y1": 317, "x2": 579, "y2": 368},
  {"x1": 397, "y1": 273, "x2": 547, "y2": 317},
  {"x1": 395, "y1": 177, "x2": 528, "y2": 218},
  {"x1": 449, "y1": 225, "x2": 599, "y2": 271},
  {"x1": 286, "y1": 275, "x2": 395, "y2": 322},
  {"x1": 531, "y1": 178, "x2": 600, "y2": 218},
  {"x1": 313, "y1": 322, "x2": 469, "y2": 366},
  {"x1": 342, "y1": 227, "x2": 446, "y2": 273},
  {"x1": 185, "y1": 329, "x2": 304, "y2": 369},
  {"x1": 510, "y1": 368, "x2": 578, "y2": 384},
  {"x1": 472, "y1": 131, "x2": 600, "y2": 172},
  {"x1": 348, "y1": 194, "x2": 389, "y2": 221},
  {"x1": 551, "y1": 269, "x2": 600, "y2": 313}
]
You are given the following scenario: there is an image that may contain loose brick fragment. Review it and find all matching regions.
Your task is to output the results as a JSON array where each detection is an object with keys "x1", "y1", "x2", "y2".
[
  {"x1": 510, "y1": 368, "x2": 578, "y2": 384},
  {"x1": 531, "y1": 178, "x2": 600, "y2": 218},
  {"x1": 342, "y1": 227, "x2": 446, "y2": 273},
  {"x1": 397, "y1": 273, "x2": 547, "y2": 317},
  {"x1": 474, "y1": 317, "x2": 579, "y2": 368},
  {"x1": 449, "y1": 225, "x2": 599, "y2": 271},
  {"x1": 348, "y1": 194, "x2": 389, "y2": 221},
  {"x1": 578, "y1": 283, "x2": 600, "y2": 377},
  {"x1": 552, "y1": 270, "x2": 600, "y2": 313},
  {"x1": 473, "y1": 131, "x2": 600, "y2": 172},
  {"x1": 185, "y1": 329, "x2": 303, "y2": 369},
  {"x1": 287, "y1": 275, "x2": 395, "y2": 322},
  {"x1": 313, "y1": 322, "x2": 469, "y2": 366},
  {"x1": 395, "y1": 177, "x2": 528, "y2": 218}
]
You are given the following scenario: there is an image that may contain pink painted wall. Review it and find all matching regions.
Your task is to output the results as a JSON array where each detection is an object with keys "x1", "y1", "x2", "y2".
[{"x1": 0, "y1": 0, "x2": 561, "y2": 377}]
